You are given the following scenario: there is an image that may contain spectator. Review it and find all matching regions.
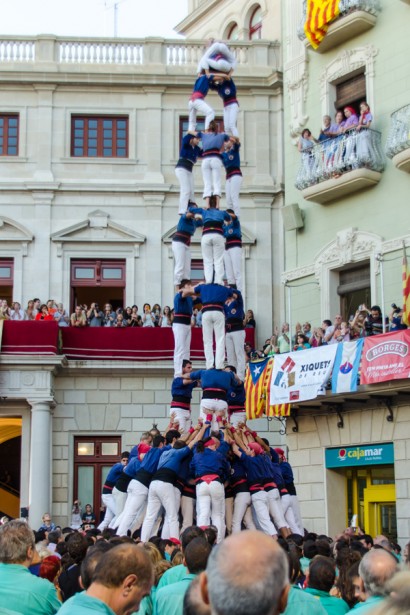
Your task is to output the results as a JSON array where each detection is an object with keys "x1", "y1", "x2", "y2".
[
  {"x1": 353, "y1": 548, "x2": 398, "y2": 613},
  {"x1": 152, "y1": 303, "x2": 162, "y2": 327},
  {"x1": 102, "y1": 303, "x2": 116, "y2": 327},
  {"x1": 142, "y1": 303, "x2": 156, "y2": 327},
  {"x1": 262, "y1": 335, "x2": 278, "y2": 357},
  {"x1": 38, "y1": 513, "x2": 56, "y2": 533},
  {"x1": 9, "y1": 301, "x2": 26, "y2": 320},
  {"x1": 293, "y1": 333, "x2": 311, "y2": 351},
  {"x1": 0, "y1": 299, "x2": 10, "y2": 319},
  {"x1": 388, "y1": 304, "x2": 407, "y2": 331},
  {"x1": 35, "y1": 304, "x2": 54, "y2": 321},
  {"x1": 191, "y1": 307, "x2": 202, "y2": 327},
  {"x1": 201, "y1": 530, "x2": 290, "y2": 615},
  {"x1": 47, "y1": 529, "x2": 63, "y2": 555},
  {"x1": 114, "y1": 313, "x2": 127, "y2": 328},
  {"x1": 277, "y1": 323, "x2": 291, "y2": 353},
  {"x1": 57, "y1": 543, "x2": 153, "y2": 615},
  {"x1": 183, "y1": 575, "x2": 211, "y2": 615},
  {"x1": 160, "y1": 305, "x2": 173, "y2": 328},
  {"x1": 26, "y1": 299, "x2": 36, "y2": 320},
  {"x1": 302, "y1": 322, "x2": 312, "y2": 340},
  {"x1": 32, "y1": 297, "x2": 41, "y2": 316},
  {"x1": 363, "y1": 305, "x2": 385, "y2": 336},
  {"x1": 46, "y1": 299, "x2": 57, "y2": 315},
  {"x1": 70, "y1": 305, "x2": 87, "y2": 327},
  {"x1": 124, "y1": 306, "x2": 133, "y2": 326},
  {"x1": 243, "y1": 309, "x2": 256, "y2": 328},
  {"x1": 323, "y1": 316, "x2": 342, "y2": 344},
  {"x1": 311, "y1": 327, "x2": 324, "y2": 348},
  {"x1": 82, "y1": 504, "x2": 96, "y2": 529},
  {"x1": 87, "y1": 302, "x2": 104, "y2": 327},
  {"x1": 318, "y1": 115, "x2": 332, "y2": 142},
  {"x1": 58, "y1": 532, "x2": 89, "y2": 601},
  {"x1": 53, "y1": 302, "x2": 70, "y2": 327},
  {"x1": 155, "y1": 537, "x2": 212, "y2": 615},
  {"x1": 0, "y1": 520, "x2": 61, "y2": 614},
  {"x1": 305, "y1": 556, "x2": 349, "y2": 614}
]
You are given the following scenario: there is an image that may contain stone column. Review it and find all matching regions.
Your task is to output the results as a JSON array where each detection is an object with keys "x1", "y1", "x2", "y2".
[{"x1": 27, "y1": 399, "x2": 53, "y2": 529}]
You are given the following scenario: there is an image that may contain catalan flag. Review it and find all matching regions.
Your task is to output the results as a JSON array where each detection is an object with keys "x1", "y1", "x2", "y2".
[
  {"x1": 304, "y1": 0, "x2": 341, "y2": 49},
  {"x1": 403, "y1": 250, "x2": 410, "y2": 326},
  {"x1": 245, "y1": 358, "x2": 291, "y2": 419}
]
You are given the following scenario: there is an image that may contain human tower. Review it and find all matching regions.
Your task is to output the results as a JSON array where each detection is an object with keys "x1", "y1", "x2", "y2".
[{"x1": 99, "y1": 42, "x2": 304, "y2": 544}]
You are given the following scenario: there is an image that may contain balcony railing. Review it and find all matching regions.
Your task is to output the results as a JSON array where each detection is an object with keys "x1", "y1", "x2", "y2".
[
  {"x1": 297, "y1": 0, "x2": 381, "y2": 45},
  {"x1": 295, "y1": 129, "x2": 385, "y2": 191},
  {"x1": 385, "y1": 104, "x2": 410, "y2": 160},
  {"x1": 0, "y1": 36, "x2": 279, "y2": 74}
]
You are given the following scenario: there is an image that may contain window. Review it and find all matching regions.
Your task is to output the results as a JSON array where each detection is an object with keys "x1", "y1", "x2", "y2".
[
  {"x1": 335, "y1": 73, "x2": 366, "y2": 115},
  {"x1": 0, "y1": 258, "x2": 14, "y2": 305},
  {"x1": 71, "y1": 259, "x2": 126, "y2": 311},
  {"x1": 249, "y1": 6, "x2": 262, "y2": 40},
  {"x1": 74, "y1": 436, "x2": 122, "y2": 525},
  {"x1": 0, "y1": 115, "x2": 19, "y2": 156},
  {"x1": 227, "y1": 23, "x2": 239, "y2": 41},
  {"x1": 71, "y1": 116, "x2": 128, "y2": 158},
  {"x1": 337, "y1": 263, "x2": 370, "y2": 320},
  {"x1": 179, "y1": 117, "x2": 225, "y2": 148},
  {"x1": 190, "y1": 259, "x2": 205, "y2": 283}
]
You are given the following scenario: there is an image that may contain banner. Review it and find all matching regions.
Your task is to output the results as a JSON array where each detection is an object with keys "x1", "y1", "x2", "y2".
[
  {"x1": 403, "y1": 252, "x2": 410, "y2": 326},
  {"x1": 270, "y1": 345, "x2": 337, "y2": 405},
  {"x1": 331, "y1": 338, "x2": 364, "y2": 394},
  {"x1": 360, "y1": 330, "x2": 410, "y2": 385}
]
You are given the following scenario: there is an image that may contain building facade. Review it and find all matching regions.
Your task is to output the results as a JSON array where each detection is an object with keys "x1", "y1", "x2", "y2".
[
  {"x1": 282, "y1": 0, "x2": 410, "y2": 545},
  {"x1": 0, "y1": 1, "x2": 287, "y2": 528}
]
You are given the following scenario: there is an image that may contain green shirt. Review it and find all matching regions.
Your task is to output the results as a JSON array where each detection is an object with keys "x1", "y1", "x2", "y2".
[
  {"x1": 349, "y1": 596, "x2": 385, "y2": 613},
  {"x1": 284, "y1": 586, "x2": 327, "y2": 615},
  {"x1": 57, "y1": 592, "x2": 115, "y2": 615},
  {"x1": 153, "y1": 574, "x2": 196, "y2": 615},
  {"x1": 155, "y1": 565, "x2": 187, "y2": 591},
  {"x1": 305, "y1": 588, "x2": 349, "y2": 615},
  {"x1": 0, "y1": 563, "x2": 61, "y2": 615}
]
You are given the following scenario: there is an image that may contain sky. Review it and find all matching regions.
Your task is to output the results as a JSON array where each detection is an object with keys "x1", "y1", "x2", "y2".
[{"x1": 0, "y1": 0, "x2": 188, "y2": 39}]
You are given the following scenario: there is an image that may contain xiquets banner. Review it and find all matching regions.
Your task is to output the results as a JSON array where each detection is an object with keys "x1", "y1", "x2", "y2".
[
  {"x1": 270, "y1": 345, "x2": 337, "y2": 405},
  {"x1": 360, "y1": 330, "x2": 410, "y2": 385}
]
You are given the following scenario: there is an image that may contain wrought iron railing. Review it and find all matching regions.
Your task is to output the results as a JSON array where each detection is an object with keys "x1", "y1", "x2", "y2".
[
  {"x1": 297, "y1": 0, "x2": 381, "y2": 41},
  {"x1": 295, "y1": 128, "x2": 385, "y2": 190},
  {"x1": 385, "y1": 104, "x2": 410, "y2": 159}
]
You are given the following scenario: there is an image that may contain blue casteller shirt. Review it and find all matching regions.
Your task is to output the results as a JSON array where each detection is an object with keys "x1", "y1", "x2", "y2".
[
  {"x1": 190, "y1": 447, "x2": 230, "y2": 480},
  {"x1": 103, "y1": 462, "x2": 125, "y2": 488},
  {"x1": 172, "y1": 214, "x2": 200, "y2": 246},
  {"x1": 193, "y1": 283, "x2": 234, "y2": 313},
  {"x1": 134, "y1": 445, "x2": 171, "y2": 487},
  {"x1": 189, "y1": 206, "x2": 231, "y2": 236},
  {"x1": 171, "y1": 377, "x2": 198, "y2": 412},
  {"x1": 190, "y1": 368, "x2": 237, "y2": 401},
  {"x1": 224, "y1": 290, "x2": 244, "y2": 331},
  {"x1": 190, "y1": 74, "x2": 212, "y2": 99},
  {"x1": 223, "y1": 216, "x2": 242, "y2": 250},
  {"x1": 198, "y1": 131, "x2": 230, "y2": 158},
  {"x1": 173, "y1": 292, "x2": 193, "y2": 325},
  {"x1": 222, "y1": 142, "x2": 242, "y2": 179},
  {"x1": 123, "y1": 456, "x2": 142, "y2": 479},
  {"x1": 210, "y1": 78, "x2": 238, "y2": 107},
  {"x1": 176, "y1": 134, "x2": 202, "y2": 172},
  {"x1": 153, "y1": 446, "x2": 193, "y2": 485},
  {"x1": 227, "y1": 381, "x2": 246, "y2": 412}
]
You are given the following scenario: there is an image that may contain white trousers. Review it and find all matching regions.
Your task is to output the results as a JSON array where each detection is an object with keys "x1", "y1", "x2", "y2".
[
  {"x1": 169, "y1": 407, "x2": 191, "y2": 434},
  {"x1": 290, "y1": 494, "x2": 304, "y2": 535},
  {"x1": 173, "y1": 323, "x2": 191, "y2": 377},
  {"x1": 281, "y1": 493, "x2": 300, "y2": 535},
  {"x1": 188, "y1": 99, "x2": 214, "y2": 132},
  {"x1": 202, "y1": 157, "x2": 223, "y2": 198},
  {"x1": 181, "y1": 494, "x2": 195, "y2": 533},
  {"x1": 225, "y1": 173, "x2": 242, "y2": 216},
  {"x1": 225, "y1": 329, "x2": 246, "y2": 380},
  {"x1": 109, "y1": 487, "x2": 128, "y2": 529},
  {"x1": 116, "y1": 480, "x2": 148, "y2": 537},
  {"x1": 141, "y1": 481, "x2": 180, "y2": 542},
  {"x1": 225, "y1": 497, "x2": 233, "y2": 534},
  {"x1": 251, "y1": 491, "x2": 277, "y2": 536},
  {"x1": 98, "y1": 493, "x2": 116, "y2": 531},
  {"x1": 224, "y1": 247, "x2": 242, "y2": 292},
  {"x1": 202, "y1": 310, "x2": 226, "y2": 369},
  {"x1": 172, "y1": 241, "x2": 191, "y2": 285},
  {"x1": 229, "y1": 411, "x2": 247, "y2": 428},
  {"x1": 199, "y1": 398, "x2": 227, "y2": 431},
  {"x1": 196, "y1": 481, "x2": 225, "y2": 543},
  {"x1": 175, "y1": 167, "x2": 194, "y2": 215},
  {"x1": 223, "y1": 103, "x2": 239, "y2": 137},
  {"x1": 197, "y1": 42, "x2": 236, "y2": 75},
  {"x1": 232, "y1": 491, "x2": 255, "y2": 533},
  {"x1": 267, "y1": 488, "x2": 288, "y2": 530},
  {"x1": 201, "y1": 233, "x2": 225, "y2": 285}
]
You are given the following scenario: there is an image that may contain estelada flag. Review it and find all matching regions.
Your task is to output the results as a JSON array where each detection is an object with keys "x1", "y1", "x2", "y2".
[
  {"x1": 403, "y1": 251, "x2": 410, "y2": 326},
  {"x1": 245, "y1": 357, "x2": 271, "y2": 420},
  {"x1": 304, "y1": 0, "x2": 340, "y2": 49},
  {"x1": 245, "y1": 358, "x2": 291, "y2": 419}
]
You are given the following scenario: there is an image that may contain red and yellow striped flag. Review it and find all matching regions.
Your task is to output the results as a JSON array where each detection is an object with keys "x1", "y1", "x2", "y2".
[
  {"x1": 304, "y1": 0, "x2": 341, "y2": 49},
  {"x1": 245, "y1": 358, "x2": 291, "y2": 419},
  {"x1": 403, "y1": 251, "x2": 410, "y2": 326}
]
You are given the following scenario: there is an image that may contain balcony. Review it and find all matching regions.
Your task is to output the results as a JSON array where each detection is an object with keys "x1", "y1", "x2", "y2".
[
  {"x1": 295, "y1": 129, "x2": 385, "y2": 205},
  {"x1": 298, "y1": 0, "x2": 381, "y2": 52},
  {"x1": 385, "y1": 104, "x2": 410, "y2": 174}
]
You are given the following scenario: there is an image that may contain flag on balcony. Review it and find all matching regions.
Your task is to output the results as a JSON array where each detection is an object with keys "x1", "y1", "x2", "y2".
[
  {"x1": 304, "y1": 0, "x2": 341, "y2": 49},
  {"x1": 331, "y1": 338, "x2": 364, "y2": 394},
  {"x1": 245, "y1": 358, "x2": 291, "y2": 419},
  {"x1": 403, "y1": 250, "x2": 410, "y2": 326},
  {"x1": 245, "y1": 357, "x2": 272, "y2": 420}
]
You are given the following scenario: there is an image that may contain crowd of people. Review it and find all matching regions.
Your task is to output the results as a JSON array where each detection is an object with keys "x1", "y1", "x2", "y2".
[{"x1": 1, "y1": 512, "x2": 410, "y2": 615}]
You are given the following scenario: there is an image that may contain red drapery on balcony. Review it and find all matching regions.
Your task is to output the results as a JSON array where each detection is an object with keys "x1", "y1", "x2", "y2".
[{"x1": 1, "y1": 321, "x2": 255, "y2": 362}]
